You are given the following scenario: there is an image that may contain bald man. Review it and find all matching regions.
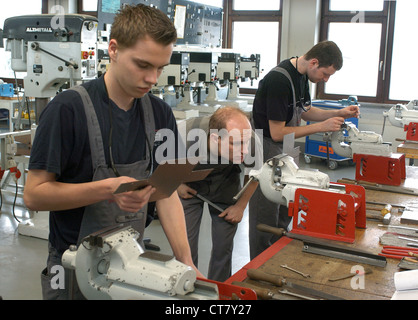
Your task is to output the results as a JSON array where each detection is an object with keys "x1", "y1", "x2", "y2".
[{"x1": 177, "y1": 107, "x2": 259, "y2": 281}]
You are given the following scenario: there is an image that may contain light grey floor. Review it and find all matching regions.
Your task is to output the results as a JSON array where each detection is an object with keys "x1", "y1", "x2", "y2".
[{"x1": 0, "y1": 154, "x2": 355, "y2": 300}]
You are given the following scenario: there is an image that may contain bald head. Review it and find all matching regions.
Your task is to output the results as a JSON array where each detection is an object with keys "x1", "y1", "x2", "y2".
[
  {"x1": 209, "y1": 106, "x2": 251, "y2": 132},
  {"x1": 208, "y1": 107, "x2": 252, "y2": 164}
]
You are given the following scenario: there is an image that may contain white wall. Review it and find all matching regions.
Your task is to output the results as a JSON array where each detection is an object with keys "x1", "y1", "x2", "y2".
[{"x1": 280, "y1": 0, "x2": 321, "y2": 60}]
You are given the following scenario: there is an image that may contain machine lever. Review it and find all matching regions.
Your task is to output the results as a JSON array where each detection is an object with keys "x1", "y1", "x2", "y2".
[
  {"x1": 256, "y1": 223, "x2": 286, "y2": 237},
  {"x1": 31, "y1": 42, "x2": 79, "y2": 69},
  {"x1": 232, "y1": 176, "x2": 256, "y2": 201}
]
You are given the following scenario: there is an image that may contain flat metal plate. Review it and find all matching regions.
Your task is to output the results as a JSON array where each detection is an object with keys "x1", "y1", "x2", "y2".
[
  {"x1": 113, "y1": 158, "x2": 212, "y2": 202},
  {"x1": 302, "y1": 240, "x2": 387, "y2": 268}
]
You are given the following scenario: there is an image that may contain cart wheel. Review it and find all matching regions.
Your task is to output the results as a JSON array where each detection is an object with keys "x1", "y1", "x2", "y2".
[
  {"x1": 328, "y1": 160, "x2": 338, "y2": 170},
  {"x1": 304, "y1": 155, "x2": 312, "y2": 164}
]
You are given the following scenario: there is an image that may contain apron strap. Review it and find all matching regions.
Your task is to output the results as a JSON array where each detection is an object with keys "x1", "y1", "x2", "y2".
[
  {"x1": 140, "y1": 93, "x2": 155, "y2": 155},
  {"x1": 71, "y1": 85, "x2": 107, "y2": 170},
  {"x1": 271, "y1": 66, "x2": 296, "y2": 110},
  {"x1": 139, "y1": 93, "x2": 155, "y2": 173},
  {"x1": 71, "y1": 87, "x2": 156, "y2": 171}
]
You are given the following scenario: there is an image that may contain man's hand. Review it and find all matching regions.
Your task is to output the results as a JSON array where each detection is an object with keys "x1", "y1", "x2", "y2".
[
  {"x1": 339, "y1": 105, "x2": 360, "y2": 119},
  {"x1": 218, "y1": 204, "x2": 244, "y2": 224},
  {"x1": 319, "y1": 117, "x2": 345, "y2": 132},
  {"x1": 177, "y1": 183, "x2": 197, "y2": 199},
  {"x1": 110, "y1": 177, "x2": 156, "y2": 212}
]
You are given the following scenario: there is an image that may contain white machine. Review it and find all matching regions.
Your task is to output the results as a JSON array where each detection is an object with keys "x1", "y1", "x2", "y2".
[
  {"x1": 243, "y1": 154, "x2": 366, "y2": 243},
  {"x1": 383, "y1": 100, "x2": 418, "y2": 141},
  {"x1": 384, "y1": 100, "x2": 418, "y2": 128},
  {"x1": 174, "y1": 47, "x2": 258, "y2": 114},
  {"x1": 327, "y1": 122, "x2": 392, "y2": 159},
  {"x1": 3, "y1": 14, "x2": 98, "y2": 98},
  {"x1": 62, "y1": 225, "x2": 220, "y2": 300},
  {"x1": 327, "y1": 122, "x2": 406, "y2": 186},
  {"x1": 247, "y1": 154, "x2": 338, "y2": 207},
  {"x1": 175, "y1": 50, "x2": 221, "y2": 114},
  {"x1": 2, "y1": 14, "x2": 99, "y2": 239}
]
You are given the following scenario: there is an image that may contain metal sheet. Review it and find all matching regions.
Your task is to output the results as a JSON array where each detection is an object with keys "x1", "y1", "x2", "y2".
[
  {"x1": 302, "y1": 240, "x2": 387, "y2": 268},
  {"x1": 113, "y1": 158, "x2": 212, "y2": 202}
]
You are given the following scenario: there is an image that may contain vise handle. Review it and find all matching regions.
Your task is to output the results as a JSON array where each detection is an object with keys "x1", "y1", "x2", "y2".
[{"x1": 257, "y1": 223, "x2": 286, "y2": 237}]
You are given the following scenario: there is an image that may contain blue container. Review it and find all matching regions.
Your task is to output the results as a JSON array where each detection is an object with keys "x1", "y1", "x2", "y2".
[{"x1": 0, "y1": 83, "x2": 14, "y2": 97}]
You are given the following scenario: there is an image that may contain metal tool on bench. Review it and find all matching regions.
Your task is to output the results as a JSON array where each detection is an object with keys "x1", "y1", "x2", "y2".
[
  {"x1": 231, "y1": 281, "x2": 318, "y2": 300},
  {"x1": 242, "y1": 268, "x2": 344, "y2": 300},
  {"x1": 378, "y1": 224, "x2": 418, "y2": 233},
  {"x1": 328, "y1": 267, "x2": 372, "y2": 282},
  {"x1": 280, "y1": 264, "x2": 310, "y2": 278},
  {"x1": 257, "y1": 223, "x2": 387, "y2": 268},
  {"x1": 366, "y1": 204, "x2": 392, "y2": 225}
]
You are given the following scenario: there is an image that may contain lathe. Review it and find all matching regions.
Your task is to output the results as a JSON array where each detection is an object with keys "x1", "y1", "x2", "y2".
[
  {"x1": 246, "y1": 154, "x2": 366, "y2": 243},
  {"x1": 327, "y1": 122, "x2": 405, "y2": 186},
  {"x1": 61, "y1": 225, "x2": 255, "y2": 300},
  {"x1": 384, "y1": 100, "x2": 418, "y2": 142}
]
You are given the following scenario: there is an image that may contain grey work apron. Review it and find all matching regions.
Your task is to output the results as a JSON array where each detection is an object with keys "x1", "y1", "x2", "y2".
[
  {"x1": 262, "y1": 65, "x2": 304, "y2": 156},
  {"x1": 71, "y1": 86, "x2": 155, "y2": 246},
  {"x1": 249, "y1": 66, "x2": 305, "y2": 259}
]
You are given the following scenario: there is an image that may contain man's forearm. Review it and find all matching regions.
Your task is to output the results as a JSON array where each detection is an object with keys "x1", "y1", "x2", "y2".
[
  {"x1": 235, "y1": 179, "x2": 258, "y2": 209},
  {"x1": 24, "y1": 170, "x2": 115, "y2": 211},
  {"x1": 269, "y1": 120, "x2": 324, "y2": 142},
  {"x1": 302, "y1": 106, "x2": 340, "y2": 122}
]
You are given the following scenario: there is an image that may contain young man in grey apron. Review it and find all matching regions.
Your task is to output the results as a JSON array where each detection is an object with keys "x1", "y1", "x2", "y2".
[
  {"x1": 249, "y1": 41, "x2": 360, "y2": 259},
  {"x1": 177, "y1": 107, "x2": 260, "y2": 282},
  {"x1": 23, "y1": 4, "x2": 202, "y2": 299}
]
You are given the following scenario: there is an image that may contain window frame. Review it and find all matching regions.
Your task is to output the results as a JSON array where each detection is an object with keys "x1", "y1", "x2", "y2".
[
  {"x1": 317, "y1": 0, "x2": 400, "y2": 104},
  {"x1": 77, "y1": 0, "x2": 98, "y2": 17},
  {"x1": 222, "y1": 0, "x2": 283, "y2": 94}
]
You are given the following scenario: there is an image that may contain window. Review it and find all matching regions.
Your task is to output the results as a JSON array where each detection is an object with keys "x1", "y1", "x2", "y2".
[
  {"x1": 223, "y1": 0, "x2": 282, "y2": 93},
  {"x1": 326, "y1": 22, "x2": 382, "y2": 97},
  {"x1": 329, "y1": 0, "x2": 384, "y2": 12},
  {"x1": 233, "y1": 0, "x2": 280, "y2": 11},
  {"x1": 81, "y1": 0, "x2": 98, "y2": 12},
  {"x1": 389, "y1": 0, "x2": 418, "y2": 101},
  {"x1": 319, "y1": 0, "x2": 413, "y2": 104},
  {"x1": 232, "y1": 21, "x2": 279, "y2": 90}
]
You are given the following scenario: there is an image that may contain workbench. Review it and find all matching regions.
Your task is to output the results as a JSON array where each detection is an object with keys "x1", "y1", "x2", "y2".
[
  {"x1": 397, "y1": 142, "x2": 418, "y2": 165},
  {"x1": 227, "y1": 166, "x2": 418, "y2": 300}
]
